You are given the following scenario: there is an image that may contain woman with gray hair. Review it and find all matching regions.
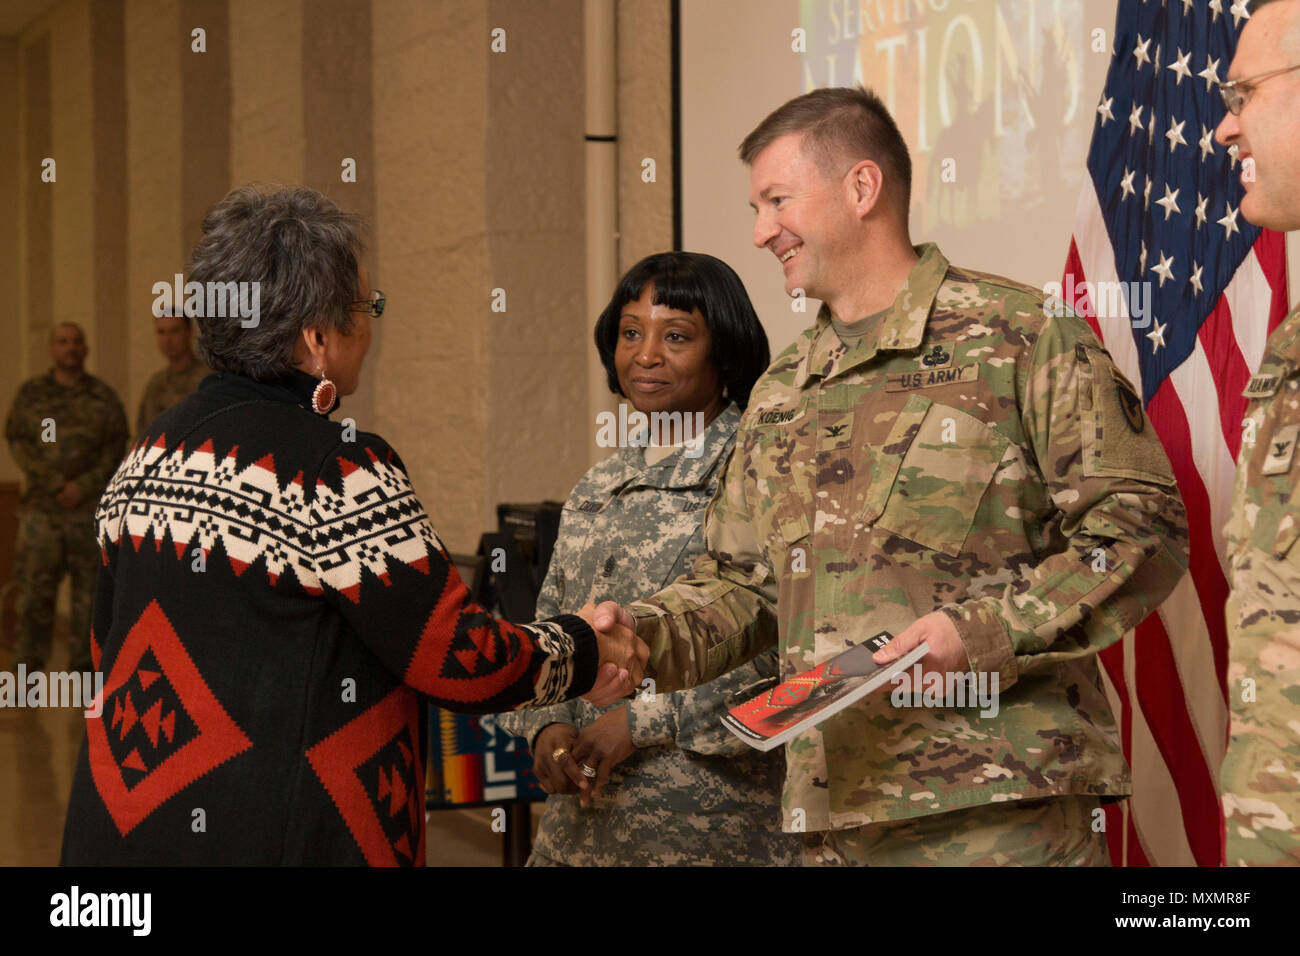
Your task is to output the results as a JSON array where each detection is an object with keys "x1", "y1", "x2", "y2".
[{"x1": 60, "y1": 184, "x2": 642, "y2": 866}]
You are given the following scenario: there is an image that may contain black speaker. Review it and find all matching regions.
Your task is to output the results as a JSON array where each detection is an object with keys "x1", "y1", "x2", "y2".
[{"x1": 468, "y1": 501, "x2": 564, "y2": 623}]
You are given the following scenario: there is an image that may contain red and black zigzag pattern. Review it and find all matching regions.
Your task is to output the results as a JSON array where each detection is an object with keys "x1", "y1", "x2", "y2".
[
  {"x1": 96, "y1": 429, "x2": 592, "y2": 712},
  {"x1": 96, "y1": 433, "x2": 444, "y2": 597}
]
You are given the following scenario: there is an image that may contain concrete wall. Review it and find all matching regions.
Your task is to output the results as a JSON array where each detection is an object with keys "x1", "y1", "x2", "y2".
[{"x1": 1, "y1": 0, "x2": 677, "y2": 554}]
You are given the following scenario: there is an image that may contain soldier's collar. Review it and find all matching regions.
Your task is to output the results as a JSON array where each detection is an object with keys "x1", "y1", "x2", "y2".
[
  {"x1": 609, "y1": 402, "x2": 739, "y2": 492},
  {"x1": 1264, "y1": 302, "x2": 1300, "y2": 362},
  {"x1": 45, "y1": 368, "x2": 91, "y2": 389},
  {"x1": 657, "y1": 401, "x2": 740, "y2": 487},
  {"x1": 794, "y1": 242, "x2": 950, "y2": 387}
]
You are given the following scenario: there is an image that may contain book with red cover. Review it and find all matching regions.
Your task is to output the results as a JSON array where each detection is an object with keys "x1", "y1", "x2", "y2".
[{"x1": 720, "y1": 633, "x2": 929, "y2": 752}]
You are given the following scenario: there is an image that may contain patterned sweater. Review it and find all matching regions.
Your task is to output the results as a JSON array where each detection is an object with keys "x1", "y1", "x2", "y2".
[{"x1": 60, "y1": 370, "x2": 597, "y2": 865}]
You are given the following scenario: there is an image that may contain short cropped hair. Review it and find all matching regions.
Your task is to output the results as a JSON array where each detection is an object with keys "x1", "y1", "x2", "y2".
[
  {"x1": 593, "y1": 252, "x2": 770, "y2": 410},
  {"x1": 50, "y1": 322, "x2": 85, "y2": 342},
  {"x1": 156, "y1": 309, "x2": 192, "y2": 332},
  {"x1": 739, "y1": 86, "x2": 912, "y2": 220},
  {"x1": 189, "y1": 184, "x2": 366, "y2": 380}
]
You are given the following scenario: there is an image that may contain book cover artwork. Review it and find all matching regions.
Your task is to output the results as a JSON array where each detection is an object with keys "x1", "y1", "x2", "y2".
[{"x1": 721, "y1": 633, "x2": 929, "y2": 752}]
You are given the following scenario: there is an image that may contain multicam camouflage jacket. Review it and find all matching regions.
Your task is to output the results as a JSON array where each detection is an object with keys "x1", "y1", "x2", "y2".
[
  {"x1": 1222, "y1": 301, "x2": 1300, "y2": 866},
  {"x1": 136, "y1": 358, "x2": 210, "y2": 434},
  {"x1": 495, "y1": 403, "x2": 798, "y2": 865},
  {"x1": 629, "y1": 243, "x2": 1190, "y2": 833},
  {"x1": 5, "y1": 370, "x2": 128, "y2": 515}
]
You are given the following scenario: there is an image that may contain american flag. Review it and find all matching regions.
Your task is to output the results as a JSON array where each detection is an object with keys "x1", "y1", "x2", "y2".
[{"x1": 1064, "y1": 0, "x2": 1289, "y2": 865}]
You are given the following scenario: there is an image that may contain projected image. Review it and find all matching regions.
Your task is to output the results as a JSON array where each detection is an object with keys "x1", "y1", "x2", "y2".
[{"x1": 802, "y1": 1, "x2": 1094, "y2": 257}]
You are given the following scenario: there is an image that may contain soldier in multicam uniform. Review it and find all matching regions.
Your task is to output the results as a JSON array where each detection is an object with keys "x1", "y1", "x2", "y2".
[
  {"x1": 1214, "y1": 0, "x2": 1300, "y2": 867},
  {"x1": 135, "y1": 310, "x2": 209, "y2": 435},
  {"x1": 594, "y1": 88, "x2": 1189, "y2": 866},
  {"x1": 5, "y1": 323, "x2": 128, "y2": 672},
  {"x1": 495, "y1": 252, "x2": 798, "y2": 866}
]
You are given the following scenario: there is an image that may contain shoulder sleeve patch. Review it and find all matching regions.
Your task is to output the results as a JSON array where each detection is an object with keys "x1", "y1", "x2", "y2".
[
  {"x1": 1111, "y1": 367, "x2": 1145, "y2": 434},
  {"x1": 1077, "y1": 344, "x2": 1176, "y2": 486}
]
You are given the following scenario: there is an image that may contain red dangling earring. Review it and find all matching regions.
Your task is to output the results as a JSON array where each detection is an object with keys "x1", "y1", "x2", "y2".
[{"x1": 311, "y1": 366, "x2": 337, "y2": 415}]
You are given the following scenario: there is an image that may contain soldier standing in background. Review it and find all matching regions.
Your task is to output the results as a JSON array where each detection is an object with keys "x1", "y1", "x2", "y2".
[
  {"x1": 136, "y1": 309, "x2": 209, "y2": 435},
  {"x1": 5, "y1": 323, "x2": 128, "y2": 672},
  {"x1": 593, "y1": 87, "x2": 1190, "y2": 865},
  {"x1": 1215, "y1": 0, "x2": 1300, "y2": 867}
]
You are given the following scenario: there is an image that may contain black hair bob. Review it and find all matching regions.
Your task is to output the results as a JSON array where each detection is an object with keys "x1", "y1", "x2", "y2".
[{"x1": 593, "y1": 251, "x2": 771, "y2": 409}]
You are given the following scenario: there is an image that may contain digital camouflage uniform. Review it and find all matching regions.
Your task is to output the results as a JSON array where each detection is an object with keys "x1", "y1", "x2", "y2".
[
  {"x1": 1222, "y1": 302, "x2": 1300, "y2": 867},
  {"x1": 629, "y1": 244, "x2": 1189, "y2": 865},
  {"x1": 495, "y1": 404, "x2": 799, "y2": 866},
  {"x1": 5, "y1": 370, "x2": 128, "y2": 670},
  {"x1": 135, "y1": 357, "x2": 209, "y2": 435}
]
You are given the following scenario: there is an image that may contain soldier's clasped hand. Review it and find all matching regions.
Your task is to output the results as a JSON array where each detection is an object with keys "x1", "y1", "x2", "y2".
[
  {"x1": 531, "y1": 723, "x2": 589, "y2": 796},
  {"x1": 578, "y1": 601, "x2": 649, "y2": 707},
  {"x1": 570, "y1": 705, "x2": 637, "y2": 808},
  {"x1": 56, "y1": 481, "x2": 83, "y2": 510}
]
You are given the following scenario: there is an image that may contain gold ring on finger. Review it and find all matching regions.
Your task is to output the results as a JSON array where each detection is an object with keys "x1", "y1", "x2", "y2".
[{"x1": 551, "y1": 747, "x2": 568, "y2": 761}]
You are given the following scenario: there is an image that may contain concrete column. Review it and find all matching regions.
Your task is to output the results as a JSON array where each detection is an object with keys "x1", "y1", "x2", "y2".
[
  {"x1": 125, "y1": 0, "x2": 183, "y2": 426},
  {"x1": 0, "y1": 37, "x2": 20, "y2": 481},
  {"x1": 371, "y1": 0, "x2": 492, "y2": 553},
  {"x1": 484, "y1": 0, "x2": 589, "y2": 521}
]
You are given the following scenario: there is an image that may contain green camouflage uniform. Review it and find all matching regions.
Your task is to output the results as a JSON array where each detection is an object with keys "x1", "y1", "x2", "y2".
[
  {"x1": 5, "y1": 370, "x2": 128, "y2": 670},
  {"x1": 494, "y1": 403, "x2": 798, "y2": 866},
  {"x1": 629, "y1": 244, "x2": 1189, "y2": 864},
  {"x1": 802, "y1": 795, "x2": 1108, "y2": 866},
  {"x1": 1223, "y1": 302, "x2": 1300, "y2": 867},
  {"x1": 135, "y1": 357, "x2": 209, "y2": 434}
]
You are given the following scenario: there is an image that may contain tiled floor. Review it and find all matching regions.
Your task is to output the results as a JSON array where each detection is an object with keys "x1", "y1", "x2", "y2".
[
  {"x1": 0, "y1": 630, "x2": 523, "y2": 867},
  {"x1": 1, "y1": 632, "x2": 88, "y2": 867}
]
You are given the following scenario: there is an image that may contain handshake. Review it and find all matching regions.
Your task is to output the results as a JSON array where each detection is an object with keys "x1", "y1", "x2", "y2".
[{"x1": 576, "y1": 601, "x2": 649, "y2": 708}]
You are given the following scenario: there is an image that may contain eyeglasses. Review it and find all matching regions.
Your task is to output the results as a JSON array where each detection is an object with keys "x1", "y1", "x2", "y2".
[
  {"x1": 350, "y1": 289, "x2": 385, "y2": 318},
  {"x1": 1220, "y1": 63, "x2": 1300, "y2": 115}
]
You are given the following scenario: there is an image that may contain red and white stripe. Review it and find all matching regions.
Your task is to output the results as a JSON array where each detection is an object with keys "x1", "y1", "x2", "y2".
[{"x1": 1065, "y1": 184, "x2": 1290, "y2": 866}]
